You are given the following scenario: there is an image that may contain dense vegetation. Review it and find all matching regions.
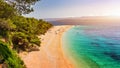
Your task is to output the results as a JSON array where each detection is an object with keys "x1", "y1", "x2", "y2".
[
  {"x1": 0, "y1": 0, "x2": 53, "y2": 68},
  {"x1": 11, "y1": 16, "x2": 52, "y2": 52},
  {"x1": 0, "y1": 41, "x2": 25, "y2": 68}
]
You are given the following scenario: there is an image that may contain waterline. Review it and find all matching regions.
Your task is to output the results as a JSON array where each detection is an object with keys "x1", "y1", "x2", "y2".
[{"x1": 62, "y1": 25, "x2": 120, "y2": 68}]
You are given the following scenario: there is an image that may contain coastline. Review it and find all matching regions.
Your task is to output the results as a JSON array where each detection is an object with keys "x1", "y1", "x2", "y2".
[{"x1": 19, "y1": 25, "x2": 74, "y2": 68}]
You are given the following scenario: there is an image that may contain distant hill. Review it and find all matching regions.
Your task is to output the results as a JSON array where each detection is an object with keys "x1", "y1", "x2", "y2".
[
  {"x1": 44, "y1": 18, "x2": 65, "y2": 21},
  {"x1": 48, "y1": 16, "x2": 120, "y2": 25}
]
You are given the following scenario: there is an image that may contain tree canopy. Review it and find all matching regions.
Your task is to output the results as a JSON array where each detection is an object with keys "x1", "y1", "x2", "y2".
[
  {"x1": 5, "y1": 0, "x2": 40, "y2": 14},
  {"x1": 0, "y1": 1, "x2": 17, "y2": 19}
]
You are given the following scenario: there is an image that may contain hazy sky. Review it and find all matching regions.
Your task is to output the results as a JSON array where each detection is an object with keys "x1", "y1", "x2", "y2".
[{"x1": 24, "y1": 0, "x2": 120, "y2": 19}]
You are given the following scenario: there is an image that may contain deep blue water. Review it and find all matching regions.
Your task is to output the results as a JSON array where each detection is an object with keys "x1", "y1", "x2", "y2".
[{"x1": 62, "y1": 25, "x2": 120, "y2": 68}]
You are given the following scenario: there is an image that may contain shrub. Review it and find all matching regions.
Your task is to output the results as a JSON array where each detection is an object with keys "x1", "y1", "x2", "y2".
[{"x1": 0, "y1": 41, "x2": 25, "y2": 68}]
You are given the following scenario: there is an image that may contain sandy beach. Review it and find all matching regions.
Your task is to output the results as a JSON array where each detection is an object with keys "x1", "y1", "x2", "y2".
[{"x1": 19, "y1": 25, "x2": 74, "y2": 68}]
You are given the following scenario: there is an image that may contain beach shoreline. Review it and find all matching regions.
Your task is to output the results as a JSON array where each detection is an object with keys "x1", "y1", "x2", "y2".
[{"x1": 19, "y1": 25, "x2": 74, "y2": 68}]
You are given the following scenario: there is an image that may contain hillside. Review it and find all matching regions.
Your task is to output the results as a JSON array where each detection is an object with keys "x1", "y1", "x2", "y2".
[{"x1": 0, "y1": 0, "x2": 53, "y2": 68}]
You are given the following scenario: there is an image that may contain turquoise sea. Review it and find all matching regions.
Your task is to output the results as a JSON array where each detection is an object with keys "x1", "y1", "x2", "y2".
[{"x1": 62, "y1": 25, "x2": 120, "y2": 68}]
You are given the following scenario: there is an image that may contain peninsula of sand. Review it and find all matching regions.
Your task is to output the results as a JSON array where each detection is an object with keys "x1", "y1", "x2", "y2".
[{"x1": 19, "y1": 25, "x2": 74, "y2": 68}]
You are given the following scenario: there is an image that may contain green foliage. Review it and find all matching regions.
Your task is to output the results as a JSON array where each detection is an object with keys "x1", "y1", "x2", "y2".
[
  {"x1": 11, "y1": 16, "x2": 52, "y2": 52},
  {"x1": 0, "y1": 0, "x2": 17, "y2": 19},
  {"x1": 5, "y1": 0, "x2": 40, "y2": 14},
  {"x1": 11, "y1": 32, "x2": 41, "y2": 52},
  {"x1": 0, "y1": 0, "x2": 53, "y2": 68},
  {"x1": 0, "y1": 41, "x2": 25, "y2": 68},
  {"x1": 29, "y1": 35, "x2": 41, "y2": 46},
  {"x1": 12, "y1": 16, "x2": 53, "y2": 35},
  {"x1": 0, "y1": 19, "x2": 16, "y2": 42},
  {"x1": 0, "y1": 15, "x2": 52, "y2": 52},
  {"x1": 12, "y1": 32, "x2": 29, "y2": 52},
  {"x1": 0, "y1": 19, "x2": 16, "y2": 31},
  {"x1": 36, "y1": 19, "x2": 53, "y2": 34}
]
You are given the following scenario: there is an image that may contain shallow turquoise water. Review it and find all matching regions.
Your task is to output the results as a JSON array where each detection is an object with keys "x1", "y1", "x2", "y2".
[{"x1": 62, "y1": 25, "x2": 120, "y2": 68}]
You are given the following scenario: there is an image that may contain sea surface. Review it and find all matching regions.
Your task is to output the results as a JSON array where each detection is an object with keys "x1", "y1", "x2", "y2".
[{"x1": 62, "y1": 25, "x2": 120, "y2": 68}]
